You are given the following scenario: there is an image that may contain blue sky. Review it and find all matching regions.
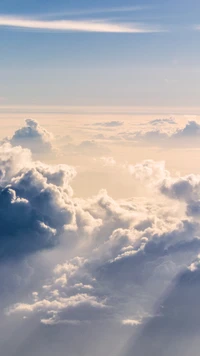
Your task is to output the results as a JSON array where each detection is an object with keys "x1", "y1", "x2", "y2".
[{"x1": 0, "y1": 0, "x2": 200, "y2": 106}]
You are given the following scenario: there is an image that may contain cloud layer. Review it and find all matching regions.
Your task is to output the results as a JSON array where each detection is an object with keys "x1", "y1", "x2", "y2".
[
  {"x1": 6, "y1": 159, "x2": 200, "y2": 326},
  {"x1": 119, "y1": 120, "x2": 200, "y2": 147},
  {"x1": 1, "y1": 119, "x2": 200, "y2": 356}
]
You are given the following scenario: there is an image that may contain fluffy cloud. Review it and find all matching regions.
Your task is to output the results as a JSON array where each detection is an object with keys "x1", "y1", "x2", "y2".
[
  {"x1": 8, "y1": 119, "x2": 54, "y2": 155},
  {"x1": 174, "y1": 120, "x2": 200, "y2": 138},
  {"x1": 128, "y1": 160, "x2": 170, "y2": 186},
  {"x1": 0, "y1": 143, "x2": 77, "y2": 259}
]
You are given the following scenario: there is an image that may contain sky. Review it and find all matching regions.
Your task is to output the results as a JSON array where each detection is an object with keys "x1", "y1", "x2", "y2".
[
  {"x1": 1, "y1": 2, "x2": 200, "y2": 356},
  {"x1": 0, "y1": 0, "x2": 200, "y2": 106}
]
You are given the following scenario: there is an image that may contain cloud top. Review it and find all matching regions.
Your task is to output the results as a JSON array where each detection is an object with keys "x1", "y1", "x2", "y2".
[{"x1": 9, "y1": 119, "x2": 54, "y2": 155}]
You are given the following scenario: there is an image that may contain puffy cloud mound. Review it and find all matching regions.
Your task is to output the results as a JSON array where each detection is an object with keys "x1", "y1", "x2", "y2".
[
  {"x1": 128, "y1": 160, "x2": 170, "y2": 186},
  {"x1": 174, "y1": 120, "x2": 200, "y2": 138},
  {"x1": 0, "y1": 143, "x2": 77, "y2": 259},
  {"x1": 9, "y1": 119, "x2": 54, "y2": 155}
]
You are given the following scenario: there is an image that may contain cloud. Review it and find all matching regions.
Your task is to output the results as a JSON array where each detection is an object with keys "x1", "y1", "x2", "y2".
[
  {"x1": 173, "y1": 120, "x2": 200, "y2": 138},
  {"x1": 0, "y1": 15, "x2": 162, "y2": 33},
  {"x1": 2, "y1": 143, "x2": 200, "y2": 336},
  {"x1": 7, "y1": 119, "x2": 54, "y2": 155},
  {"x1": 93, "y1": 121, "x2": 124, "y2": 127},
  {"x1": 122, "y1": 120, "x2": 200, "y2": 147},
  {"x1": 122, "y1": 319, "x2": 142, "y2": 326},
  {"x1": 0, "y1": 143, "x2": 77, "y2": 259},
  {"x1": 45, "y1": 6, "x2": 147, "y2": 18},
  {"x1": 128, "y1": 159, "x2": 170, "y2": 186},
  {"x1": 7, "y1": 168, "x2": 200, "y2": 325},
  {"x1": 123, "y1": 259, "x2": 200, "y2": 356},
  {"x1": 149, "y1": 118, "x2": 177, "y2": 126}
]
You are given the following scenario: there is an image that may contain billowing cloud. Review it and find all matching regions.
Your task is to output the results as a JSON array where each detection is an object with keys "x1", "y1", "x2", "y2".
[
  {"x1": 174, "y1": 120, "x2": 200, "y2": 138},
  {"x1": 0, "y1": 143, "x2": 77, "y2": 259},
  {"x1": 7, "y1": 119, "x2": 54, "y2": 155}
]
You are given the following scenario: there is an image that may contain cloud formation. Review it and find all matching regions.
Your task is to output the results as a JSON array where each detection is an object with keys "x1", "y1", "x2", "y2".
[
  {"x1": 8, "y1": 119, "x2": 54, "y2": 155},
  {"x1": 118, "y1": 120, "x2": 200, "y2": 147},
  {"x1": 0, "y1": 143, "x2": 76, "y2": 259},
  {"x1": 1, "y1": 121, "x2": 200, "y2": 350},
  {"x1": 7, "y1": 160, "x2": 200, "y2": 325}
]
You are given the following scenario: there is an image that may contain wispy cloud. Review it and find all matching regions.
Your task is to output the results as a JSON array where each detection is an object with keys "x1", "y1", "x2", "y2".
[
  {"x1": 0, "y1": 15, "x2": 162, "y2": 33},
  {"x1": 42, "y1": 6, "x2": 149, "y2": 18}
]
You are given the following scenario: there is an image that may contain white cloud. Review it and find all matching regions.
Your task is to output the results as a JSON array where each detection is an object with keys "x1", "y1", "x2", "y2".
[
  {"x1": 0, "y1": 143, "x2": 78, "y2": 259},
  {"x1": 6, "y1": 119, "x2": 54, "y2": 155},
  {"x1": 128, "y1": 159, "x2": 170, "y2": 186},
  {"x1": 0, "y1": 15, "x2": 162, "y2": 33},
  {"x1": 122, "y1": 319, "x2": 142, "y2": 326}
]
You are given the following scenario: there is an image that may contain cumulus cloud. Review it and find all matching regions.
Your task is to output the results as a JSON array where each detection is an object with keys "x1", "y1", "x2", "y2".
[
  {"x1": 174, "y1": 120, "x2": 200, "y2": 138},
  {"x1": 115, "y1": 120, "x2": 200, "y2": 148},
  {"x1": 0, "y1": 143, "x2": 78, "y2": 259},
  {"x1": 7, "y1": 119, "x2": 54, "y2": 155},
  {"x1": 128, "y1": 159, "x2": 170, "y2": 186}
]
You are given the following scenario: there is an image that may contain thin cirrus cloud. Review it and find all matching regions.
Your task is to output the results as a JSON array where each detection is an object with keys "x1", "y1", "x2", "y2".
[
  {"x1": 42, "y1": 6, "x2": 148, "y2": 18},
  {"x1": 0, "y1": 15, "x2": 162, "y2": 33}
]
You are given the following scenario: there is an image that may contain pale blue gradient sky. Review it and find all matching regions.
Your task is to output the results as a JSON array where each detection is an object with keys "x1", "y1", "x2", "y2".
[{"x1": 0, "y1": 0, "x2": 200, "y2": 106}]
